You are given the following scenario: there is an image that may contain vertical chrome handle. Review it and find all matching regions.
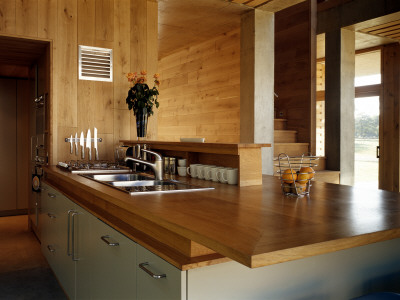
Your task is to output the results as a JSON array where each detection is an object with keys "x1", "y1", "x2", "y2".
[
  {"x1": 47, "y1": 245, "x2": 55, "y2": 253},
  {"x1": 101, "y1": 235, "x2": 120, "y2": 246},
  {"x1": 139, "y1": 262, "x2": 166, "y2": 279},
  {"x1": 376, "y1": 146, "x2": 380, "y2": 158},
  {"x1": 48, "y1": 193, "x2": 56, "y2": 198},
  {"x1": 71, "y1": 212, "x2": 79, "y2": 261},
  {"x1": 67, "y1": 209, "x2": 74, "y2": 256}
]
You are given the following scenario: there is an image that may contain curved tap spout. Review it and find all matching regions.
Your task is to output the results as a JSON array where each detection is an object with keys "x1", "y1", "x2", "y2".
[{"x1": 125, "y1": 149, "x2": 163, "y2": 180}]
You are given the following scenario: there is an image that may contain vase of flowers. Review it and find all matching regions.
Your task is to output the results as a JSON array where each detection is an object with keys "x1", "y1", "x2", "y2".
[{"x1": 126, "y1": 70, "x2": 160, "y2": 138}]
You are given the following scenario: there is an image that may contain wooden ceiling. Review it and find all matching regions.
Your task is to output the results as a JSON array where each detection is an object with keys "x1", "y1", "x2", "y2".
[
  {"x1": 360, "y1": 20, "x2": 400, "y2": 41},
  {"x1": 158, "y1": 0, "x2": 306, "y2": 59},
  {"x1": 227, "y1": 0, "x2": 305, "y2": 11},
  {"x1": 317, "y1": 11, "x2": 400, "y2": 60}
]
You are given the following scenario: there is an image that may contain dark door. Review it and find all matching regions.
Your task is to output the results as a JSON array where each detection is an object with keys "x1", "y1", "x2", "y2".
[{"x1": 0, "y1": 79, "x2": 17, "y2": 211}]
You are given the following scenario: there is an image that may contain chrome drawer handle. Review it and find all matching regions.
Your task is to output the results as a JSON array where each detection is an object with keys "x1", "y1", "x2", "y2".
[
  {"x1": 71, "y1": 212, "x2": 79, "y2": 261},
  {"x1": 48, "y1": 193, "x2": 56, "y2": 198},
  {"x1": 101, "y1": 235, "x2": 119, "y2": 246},
  {"x1": 47, "y1": 213, "x2": 56, "y2": 219},
  {"x1": 139, "y1": 262, "x2": 166, "y2": 279},
  {"x1": 47, "y1": 245, "x2": 55, "y2": 252}
]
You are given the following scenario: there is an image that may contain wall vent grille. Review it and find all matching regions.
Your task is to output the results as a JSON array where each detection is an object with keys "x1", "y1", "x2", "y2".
[{"x1": 78, "y1": 45, "x2": 113, "y2": 82}]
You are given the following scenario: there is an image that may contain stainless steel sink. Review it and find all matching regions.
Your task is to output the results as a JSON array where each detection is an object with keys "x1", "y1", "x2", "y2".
[
  {"x1": 110, "y1": 180, "x2": 174, "y2": 187},
  {"x1": 80, "y1": 173, "x2": 214, "y2": 195},
  {"x1": 83, "y1": 173, "x2": 153, "y2": 182}
]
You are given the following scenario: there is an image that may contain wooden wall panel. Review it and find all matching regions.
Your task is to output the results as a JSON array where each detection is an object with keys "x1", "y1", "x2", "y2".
[
  {"x1": 146, "y1": 0, "x2": 158, "y2": 140},
  {"x1": 78, "y1": 0, "x2": 95, "y2": 45},
  {"x1": 316, "y1": 62, "x2": 325, "y2": 92},
  {"x1": 380, "y1": 43, "x2": 400, "y2": 192},
  {"x1": 0, "y1": 0, "x2": 158, "y2": 163},
  {"x1": 274, "y1": 0, "x2": 316, "y2": 152},
  {"x1": 96, "y1": 0, "x2": 114, "y2": 42},
  {"x1": 56, "y1": 0, "x2": 78, "y2": 162},
  {"x1": 16, "y1": 0, "x2": 38, "y2": 37},
  {"x1": 37, "y1": 0, "x2": 57, "y2": 39},
  {"x1": 113, "y1": 0, "x2": 131, "y2": 146},
  {"x1": 0, "y1": 0, "x2": 15, "y2": 34},
  {"x1": 158, "y1": 28, "x2": 241, "y2": 143}
]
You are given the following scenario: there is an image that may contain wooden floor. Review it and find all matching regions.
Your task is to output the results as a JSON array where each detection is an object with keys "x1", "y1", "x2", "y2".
[
  {"x1": 0, "y1": 215, "x2": 47, "y2": 273},
  {"x1": 0, "y1": 215, "x2": 66, "y2": 299}
]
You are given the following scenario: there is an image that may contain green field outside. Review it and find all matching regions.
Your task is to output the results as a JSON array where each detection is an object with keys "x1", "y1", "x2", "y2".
[{"x1": 354, "y1": 138, "x2": 378, "y2": 189}]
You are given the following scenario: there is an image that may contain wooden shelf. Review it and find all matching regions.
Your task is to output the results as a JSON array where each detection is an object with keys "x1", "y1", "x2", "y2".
[{"x1": 120, "y1": 140, "x2": 271, "y2": 186}]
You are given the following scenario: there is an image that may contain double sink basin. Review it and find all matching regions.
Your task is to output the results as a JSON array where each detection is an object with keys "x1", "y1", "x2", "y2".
[{"x1": 80, "y1": 173, "x2": 214, "y2": 195}]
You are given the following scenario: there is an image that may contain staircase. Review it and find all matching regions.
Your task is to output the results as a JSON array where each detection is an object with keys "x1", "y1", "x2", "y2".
[{"x1": 274, "y1": 119, "x2": 340, "y2": 184}]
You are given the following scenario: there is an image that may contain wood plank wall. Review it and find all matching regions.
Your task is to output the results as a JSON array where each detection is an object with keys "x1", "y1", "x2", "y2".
[
  {"x1": 157, "y1": 28, "x2": 241, "y2": 143},
  {"x1": 380, "y1": 43, "x2": 400, "y2": 192},
  {"x1": 0, "y1": 0, "x2": 157, "y2": 164},
  {"x1": 274, "y1": 0, "x2": 316, "y2": 152}
]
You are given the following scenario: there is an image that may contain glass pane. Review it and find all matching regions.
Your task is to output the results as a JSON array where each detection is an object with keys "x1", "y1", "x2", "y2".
[{"x1": 354, "y1": 96, "x2": 379, "y2": 189}]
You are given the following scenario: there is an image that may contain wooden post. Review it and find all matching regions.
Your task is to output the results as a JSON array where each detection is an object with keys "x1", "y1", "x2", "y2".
[
  {"x1": 325, "y1": 28, "x2": 355, "y2": 185},
  {"x1": 240, "y1": 10, "x2": 274, "y2": 175},
  {"x1": 380, "y1": 43, "x2": 400, "y2": 192}
]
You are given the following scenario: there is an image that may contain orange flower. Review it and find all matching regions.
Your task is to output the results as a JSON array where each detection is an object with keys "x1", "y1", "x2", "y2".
[
  {"x1": 154, "y1": 79, "x2": 160, "y2": 86},
  {"x1": 153, "y1": 73, "x2": 160, "y2": 79},
  {"x1": 126, "y1": 72, "x2": 137, "y2": 83},
  {"x1": 136, "y1": 77, "x2": 146, "y2": 84},
  {"x1": 140, "y1": 70, "x2": 147, "y2": 75}
]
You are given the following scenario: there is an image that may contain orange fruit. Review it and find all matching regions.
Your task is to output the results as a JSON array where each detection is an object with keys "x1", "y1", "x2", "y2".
[
  {"x1": 297, "y1": 167, "x2": 315, "y2": 183},
  {"x1": 292, "y1": 182, "x2": 307, "y2": 194},
  {"x1": 281, "y1": 169, "x2": 297, "y2": 183},
  {"x1": 282, "y1": 183, "x2": 292, "y2": 193}
]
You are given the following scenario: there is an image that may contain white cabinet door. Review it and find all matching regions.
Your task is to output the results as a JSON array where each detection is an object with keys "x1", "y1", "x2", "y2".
[
  {"x1": 89, "y1": 218, "x2": 137, "y2": 300},
  {"x1": 74, "y1": 204, "x2": 93, "y2": 300},
  {"x1": 137, "y1": 244, "x2": 186, "y2": 300},
  {"x1": 50, "y1": 190, "x2": 76, "y2": 300}
]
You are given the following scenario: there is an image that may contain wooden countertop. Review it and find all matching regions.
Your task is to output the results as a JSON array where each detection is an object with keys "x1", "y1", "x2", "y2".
[{"x1": 44, "y1": 166, "x2": 400, "y2": 270}]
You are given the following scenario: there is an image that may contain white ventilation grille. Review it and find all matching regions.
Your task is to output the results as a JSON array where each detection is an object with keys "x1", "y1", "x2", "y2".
[{"x1": 79, "y1": 45, "x2": 113, "y2": 82}]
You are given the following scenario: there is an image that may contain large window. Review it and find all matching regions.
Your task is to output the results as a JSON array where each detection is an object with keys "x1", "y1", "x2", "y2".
[{"x1": 315, "y1": 49, "x2": 381, "y2": 189}]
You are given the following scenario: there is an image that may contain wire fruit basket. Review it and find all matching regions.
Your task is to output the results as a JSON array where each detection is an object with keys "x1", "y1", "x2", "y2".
[{"x1": 275, "y1": 153, "x2": 319, "y2": 197}]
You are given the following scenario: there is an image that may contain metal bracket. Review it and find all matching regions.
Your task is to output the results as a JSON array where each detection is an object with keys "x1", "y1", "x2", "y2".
[{"x1": 64, "y1": 137, "x2": 102, "y2": 143}]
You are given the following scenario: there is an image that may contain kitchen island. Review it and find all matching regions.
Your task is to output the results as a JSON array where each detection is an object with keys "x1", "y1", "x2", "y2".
[{"x1": 42, "y1": 165, "x2": 400, "y2": 299}]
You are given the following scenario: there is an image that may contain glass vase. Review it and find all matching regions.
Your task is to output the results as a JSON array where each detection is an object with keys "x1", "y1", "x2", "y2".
[{"x1": 135, "y1": 108, "x2": 148, "y2": 138}]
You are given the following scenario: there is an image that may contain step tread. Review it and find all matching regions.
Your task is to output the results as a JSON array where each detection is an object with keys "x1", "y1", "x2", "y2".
[
  {"x1": 275, "y1": 143, "x2": 309, "y2": 146},
  {"x1": 273, "y1": 155, "x2": 326, "y2": 159}
]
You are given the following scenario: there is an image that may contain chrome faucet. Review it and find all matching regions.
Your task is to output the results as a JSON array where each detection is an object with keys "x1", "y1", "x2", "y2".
[{"x1": 125, "y1": 149, "x2": 163, "y2": 180}]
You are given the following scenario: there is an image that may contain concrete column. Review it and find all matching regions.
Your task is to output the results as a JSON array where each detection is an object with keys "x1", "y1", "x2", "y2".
[
  {"x1": 325, "y1": 28, "x2": 355, "y2": 185},
  {"x1": 240, "y1": 10, "x2": 275, "y2": 175}
]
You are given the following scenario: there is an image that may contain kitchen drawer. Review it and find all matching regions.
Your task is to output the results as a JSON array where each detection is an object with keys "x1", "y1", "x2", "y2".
[
  {"x1": 137, "y1": 244, "x2": 186, "y2": 300},
  {"x1": 40, "y1": 182, "x2": 62, "y2": 270},
  {"x1": 89, "y1": 218, "x2": 136, "y2": 300}
]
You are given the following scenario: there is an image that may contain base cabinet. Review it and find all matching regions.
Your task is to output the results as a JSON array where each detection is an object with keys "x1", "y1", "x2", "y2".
[
  {"x1": 40, "y1": 182, "x2": 91, "y2": 300},
  {"x1": 41, "y1": 182, "x2": 400, "y2": 300},
  {"x1": 41, "y1": 181, "x2": 137, "y2": 300}
]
